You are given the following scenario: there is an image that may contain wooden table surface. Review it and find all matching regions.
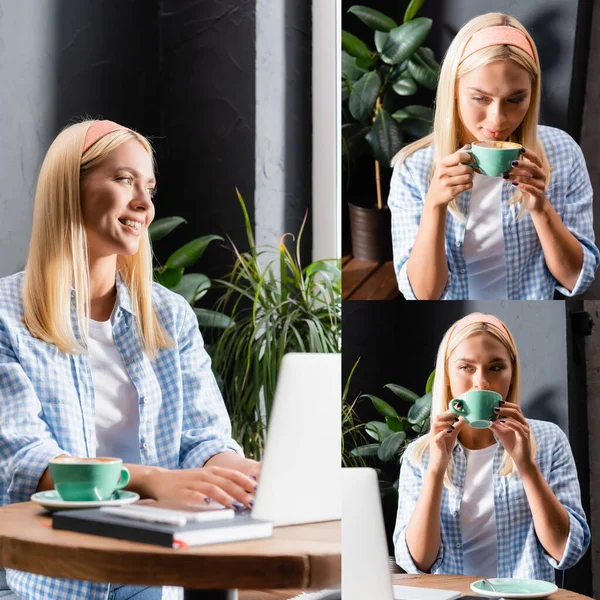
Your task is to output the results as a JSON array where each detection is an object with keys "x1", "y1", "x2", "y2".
[
  {"x1": 0, "y1": 503, "x2": 340, "y2": 591},
  {"x1": 342, "y1": 255, "x2": 400, "y2": 301},
  {"x1": 393, "y1": 574, "x2": 593, "y2": 600}
]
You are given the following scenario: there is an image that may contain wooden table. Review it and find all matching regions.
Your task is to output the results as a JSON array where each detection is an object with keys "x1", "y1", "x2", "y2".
[
  {"x1": 342, "y1": 255, "x2": 400, "y2": 300},
  {"x1": 393, "y1": 574, "x2": 593, "y2": 599},
  {"x1": 0, "y1": 502, "x2": 340, "y2": 600}
]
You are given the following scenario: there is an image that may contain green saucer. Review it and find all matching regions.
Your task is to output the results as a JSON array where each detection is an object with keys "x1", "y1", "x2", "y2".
[
  {"x1": 31, "y1": 489, "x2": 139, "y2": 512},
  {"x1": 471, "y1": 578, "x2": 558, "y2": 598}
]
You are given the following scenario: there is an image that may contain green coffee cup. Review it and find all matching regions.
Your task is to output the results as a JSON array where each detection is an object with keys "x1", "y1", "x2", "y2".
[
  {"x1": 449, "y1": 390, "x2": 502, "y2": 429},
  {"x1": 464, "y1": 141, "x2": 522, "y2": 177},
  {"x1": 49, "y1": 457, "x2": 130, "y2": 502}
]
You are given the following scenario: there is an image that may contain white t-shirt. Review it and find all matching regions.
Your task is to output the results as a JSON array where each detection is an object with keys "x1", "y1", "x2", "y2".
[
  {"x1": 459, "y1": 442, "x2": 498, "y2": 577},
  {"x1": 463, "y1": 174, "x2": 508, "y2": 299},
  {"x1": 88, "y1": 313, "x2": 142, "y2": 464}
]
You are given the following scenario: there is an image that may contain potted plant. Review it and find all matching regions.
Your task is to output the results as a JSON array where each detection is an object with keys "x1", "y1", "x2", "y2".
[{"x1": 342, "y1": 0, "x2": 440, "y2": 261}]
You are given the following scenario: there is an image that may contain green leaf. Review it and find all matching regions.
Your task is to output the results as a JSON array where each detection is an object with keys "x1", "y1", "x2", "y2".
[
  {"x1": 386, "y1": 416, "x2": 406, "y2": 432},
  {"x1": 148, "y1": 217, "x2": 186, "y2": 242},
  {"x1": 412, "y1": 416, "x2": 430, "y2": 433},
  {"x1": 400, "y1": 118, "x2": 432, "y2": 139},
  {"x1": 404, "y1": 0, "x2": 425, "y2": 23},
  {"x1": 365, "y1": 421, "x2": 393, "y2": 441},
  {"x1": 342, "y1": 30, "x2": 371, "y2": 59},
  {"x1": 407, "y1": 392, "x2": 432, "y2": 424},
  {"x1": 351, "y1": 444, "x2": 380, "y2": 457},
  {"x1": 365, "y1": 107, "x2": 403, "y2": 167},
  {"x1": 342, "y1": 50, "x2": 367, "y2": 83},
  {"x1": 193, "y1": 308, "x2": 234, "y2": 329},
  {"x1": 390, "y1": 60, "x2": 410, "y2": 82},
  {"x1": 170, "y1": 273, "x2": 211, "y2": 304},
  {"x1": 303, "y1": 260, "x2": 340, "y2": 279},
  {"x1": 355, "y1": 55, "x2": 377, "y2": 70},
  {"x1": 374, "y1": 31, "x2": 389, "y2": 54},
  {"x1": 348, "y1": 6, "x2": 397, "y2": 32},
  {"x1": 408, "y1": 48, "x2": 439, "y2": 90},
  {"x1": 425, "y1": 370, "x2": 436, "y2": 394},
  {"x1": 381, "y1": 18, "x2": 432, "y2": 65},
  {"x1": 379, "y1": 480, "x2": 399, "y2": 501},
  {"x1": 391, "y1": 105, "x2": 434, "y2": 122},
  {"x1": 361, "y1": 394, "x2": 399, "y2": 419},
  {"x1": 378, "y1": 431, "x2": 406, "y2": 462},
  {"x1": 348, "y1": 71, "x2": 381, "y2": 122},
  {"x1": 154, "y1": 266, "x2": 184, "y2": 288},
  {"x1": 383, "y1": 383, "x2": 419, "y2": 402},
  {"x1": 165, "y1": 235, "x2": 223, "y2": 269},
  {"x1": 392, "y1": 76, "x2": 418, "y2": 96}
]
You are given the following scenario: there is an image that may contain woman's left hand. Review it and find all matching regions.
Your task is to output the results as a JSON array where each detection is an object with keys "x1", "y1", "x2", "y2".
[
  {"x1": 504, "y1": 148, "x2": 549, "y2": 213},
  {"x1": 489, "y1": 401, "x2": 535, "y2": 472},
  {"x1": 204, "y1": 451, "x2": 262, "y2": 482}
]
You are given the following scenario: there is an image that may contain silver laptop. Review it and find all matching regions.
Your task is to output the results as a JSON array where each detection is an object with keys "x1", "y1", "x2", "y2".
[
  {"x1": 251, "y1": 352, "x2": 341, "y2": 527},
  {"x1": 343, "y1": 468, "x2": 460, "y2": 600}
]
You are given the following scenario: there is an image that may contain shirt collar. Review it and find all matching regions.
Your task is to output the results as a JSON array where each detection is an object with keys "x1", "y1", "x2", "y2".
[{"x1": 69, "y1": 271, "x2": 135, "y2": 316}]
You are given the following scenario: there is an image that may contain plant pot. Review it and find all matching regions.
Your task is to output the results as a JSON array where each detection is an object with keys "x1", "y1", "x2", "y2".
[{"x1": 348, "y1": 202, "x2": 393, "y2": 262}]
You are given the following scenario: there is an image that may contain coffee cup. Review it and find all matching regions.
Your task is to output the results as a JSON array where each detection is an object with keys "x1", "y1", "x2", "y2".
[
  {"x1": 449, "y1": 390, "x2": 502, "y2": 429},
  {"x1": 49, "y1": 456, "x2": 130, "y2": 502},
  {"x1": 463, "y1": 141, "x2": 522, "y2": 177}
]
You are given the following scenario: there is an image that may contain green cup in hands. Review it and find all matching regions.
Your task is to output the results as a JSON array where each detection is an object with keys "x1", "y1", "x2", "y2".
[
  {"x1": 449, "y1": 390, "x2": 502, "y2": 429},
  {"x1": 463, "y1": 141, "x2": 522, "y2": 177},
  {"x1": 49, "y1": 457, "x2": 130, "y2": 502}
]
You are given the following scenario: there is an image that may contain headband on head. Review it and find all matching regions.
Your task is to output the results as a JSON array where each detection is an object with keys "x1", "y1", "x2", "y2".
[
  {"x1": 82, "y1": 120, "x2": 130, "y2": 155},
  {"x1": 459, "y1": 25, "x2": 535, "y2": 64},
  {"x1": 448, "y1": 312, "x2": 511, "y2": 344}
]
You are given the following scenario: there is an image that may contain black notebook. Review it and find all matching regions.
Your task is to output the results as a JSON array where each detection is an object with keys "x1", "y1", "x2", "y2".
[{"x1": 52, "y1": 508, "x2": 273, "y2": 548}]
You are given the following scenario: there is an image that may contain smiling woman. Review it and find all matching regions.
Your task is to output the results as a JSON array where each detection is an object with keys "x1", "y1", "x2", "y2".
[
  {"x1": 388, "y1": 12, "x2": 600, "y2": 300},
  {"x1": 0, "y1": 120, "x2": 259, "y2": 600}
]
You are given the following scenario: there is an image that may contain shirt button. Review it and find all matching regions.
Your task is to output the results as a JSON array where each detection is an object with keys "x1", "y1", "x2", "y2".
[
  {"x1": 456, "y1": 241, "x2": 462, "y2": 247},
  {"x1": 453, "y1": 511, "x2": 459, "y2": 518},
  {"x1": 126, "y1": 357, "x2": 135, "y2": 366},
  {"x1": 455, "y1": 543, "x2": 461, "y2": 549},
  {"x1": 142, "y1": 442, "x2": 150, "y2": 450},
  {"x1": 140, "y1": 396, "x2": 149, "y2": 404},
  {"x1": 460, "y1": 269, "x2": 466, "y2": 274}
]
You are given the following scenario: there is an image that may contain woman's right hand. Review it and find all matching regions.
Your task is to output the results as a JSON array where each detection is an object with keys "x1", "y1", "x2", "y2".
[
  {"x1": 428, "y1": 410, "x2": 467, "y2": 474},
  {"x1": 425, "y1": 145, "x2": 474, "y2": 208},
  {"x1": 143, "y1": 466, "x2": 257, "y2": 510}
]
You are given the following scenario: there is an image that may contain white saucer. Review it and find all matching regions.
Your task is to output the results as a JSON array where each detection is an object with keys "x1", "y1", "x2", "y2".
[{"x1": 31, "y1": 490, "x2": 140, "y2": 512}]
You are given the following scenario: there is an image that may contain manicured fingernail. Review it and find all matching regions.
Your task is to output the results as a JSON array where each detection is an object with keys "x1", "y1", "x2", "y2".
[
  {"x1": 489, "y1": 417, "x2": 497, "y2": 422},
  {"x1": 493, "y1": 407, "x2": 500, "y2": 412},
  {"x1": 511, "y1": 160, "x2": 519, "y2": 166},
  {"x1": 454, "y1": 416, "x2": 460, "y2": 421},
  {"x1": 520, "y1": 147, "x2": 526, "y2": 153},
  {"x1": 500, "y1": 419, "x2": 507, "y2": 423},
  {"x1": 512, "y1": 182, "x2": 519, "y2": 186},
  {"x1": 500, "y1": 400, "x2": 506, "y2": 404},
  {"x1": 249, "y1": 500, "x2": 254, "y2": 508},
  {"x1": 253, "y1": 484, "x2": 258, "y2": 490},
  {"x1": 251, "y1": 475, "x2": 257, "y2": 481},
  {"x1": 446, "y1": 429, "x2": 453, "y2": 433},
  {"x1": 232, "y1": 501, "x2": 244, "y2": 509},
  {"x1": 204, "y1": 497, "x2": 211, "y2": 504},
  {"x1": 502, "y1": 173, "x2": 509, "y2": 179}
]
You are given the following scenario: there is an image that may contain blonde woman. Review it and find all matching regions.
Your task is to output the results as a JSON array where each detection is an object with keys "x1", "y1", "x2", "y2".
[
  {"x1": 389, "y1": 13, "x2": 599, "y2": 299},
  {"x1": 0, "y1": 120, "x2": 259, "y2": 600},
  {"x1": 393, "y1": 313, "x2": 589, "y2": 581}
]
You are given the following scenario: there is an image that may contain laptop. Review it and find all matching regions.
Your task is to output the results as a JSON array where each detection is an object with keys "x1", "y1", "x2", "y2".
[
  {"x1": 342, "y1": 468, "x2": 460, "y2": 600},
  {"x1": 251, "y1": 352, "x2": 341, "y2": 526}
]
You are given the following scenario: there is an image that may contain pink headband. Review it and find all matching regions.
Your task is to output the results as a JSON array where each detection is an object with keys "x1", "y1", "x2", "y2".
[
  {"x1": 448, "y1": 313, "x2": 511, "y2": 343},
  {"x1": 460, "y1": 26, "x2": 535, "y2": 63},
  {"x1": 82, "y1": 120, "x2": 130, "y2": 155}
]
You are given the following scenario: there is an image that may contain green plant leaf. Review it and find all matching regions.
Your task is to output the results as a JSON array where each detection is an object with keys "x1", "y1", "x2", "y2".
[
  {"x1": 391, "y1": 105, "x2": 434, "y2": 122},
  {"x1": 389, "y1": 60, "x2": 410, "y2": 82},
  {"x1": 193, "y1": 308, "x2": 234, "y2": 329},
  {"x1": 361, "y1": 394, "x2": 400, "y2": 419},
  {"x1": 355, "y1": 55, "x2": 377, "y2": 70},
  {"x1": 412, "y1": 416, "x2": 430, "y2": 433},
  {"x1": 342, "y1": 50, "x2": 367, "y2": 83},
  {"x1": 384, "y1": 383, "x2": 419, "y2": 402},
  {"x1": 374, "y1": 31, "x2": 389, "y2": 54},
  {"x1": 349, "y1": 71, "x2": 381, "y2": 123},
  {"x1": 342, "y1": 30, "x2": 371, "y2": 59},
  {"x1": 408, "y1": 48, "x2": 439, "y2": 90},
  {"x1": 386, "y1": 416, "x2": 406, "y2": 432},
  {"x1": 343, "y1": 358, "x2": 361, "y2": 403},
  {"x1": 154, "y1": 266, "x2": 184, "y2": 288},
  {"x1": 379, "y1": 480, "x2": 399, "y2": 501},
  {"x1": 392, "y1": 76, "x2": 418, "y2": 96},
  {"x1": 303, "y1": 260, "x2": 340, "y2": 279},
  {"x1": 365, "y1": 107, "x2": 403, "y2": 167},
  {"x1": 403, "y1": 0, "x2": 425, "y2": 23},
  {"x1": 351, "y1": 444, "x2": 380, "y2": 457},
  {"x1": 408, "y1": 392, "x2": 432, "y2": 424},
  {"x1": 378, "y1": 431, "x2": 406, "y2": 462},
  {"x1": 348, "y1": 6, "x2": 397, "y2": 32},
  {"x1": 148, "y1": 217, "x2": 187, "y2": 242},
  {"x1": 381, "y1": 18, "x2": 432, "y2": 65},
  {"x1": 170, "y1": 273, "x2": 211, "y2": 304},
  {"x1": 425, "y1": 369, "x2": 436, "y2": 394},
  {"x1": 165, "y1": 235, "x2": 223, "y2": 269},
  {"x1": 365, "y1": 421, "x2": 393, "y2": 441},
  {"x1": 400, "y1": 118, "x2": 432, "y2": 139}
]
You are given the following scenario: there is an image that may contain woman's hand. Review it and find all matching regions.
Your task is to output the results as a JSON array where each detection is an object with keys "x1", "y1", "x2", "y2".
[
  {"x1": 204, "y1": 451, "x2": 261, "y2": 482},
  {"x1": 144, "y1": 465, "x2": 258, "y2": 509},
  {"x1": 425, "y1": 145, "x2": 475, "y2": 208},
  {"x1": 489, "y1": 401, "x2": 534, "y2": 472},
  {"x1": 428, "y1": 410, "x2": 467, "y2": 473},
  {"x1": 504, "y1": 147, "x2": 549, "y2": 213}
]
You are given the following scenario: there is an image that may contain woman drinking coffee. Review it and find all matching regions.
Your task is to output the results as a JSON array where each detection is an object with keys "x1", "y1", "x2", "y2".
[
  {"x1": 0, "y1": 120, "x2": 259, "y2": 600},
  {"x1": 389, "y1": 13, "x2": 599, "y2": 299},
  {"x1": 393, "y1": 312, "x2": 589, "y2": 581}
]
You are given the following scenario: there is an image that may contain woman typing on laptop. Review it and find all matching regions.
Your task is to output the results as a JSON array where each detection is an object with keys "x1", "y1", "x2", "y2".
[
  {"x1": 393, "y1": 313, "x2": 589, "y2": 582},
  {"x1": 0, "y1": 120, "x2": 259, "y2": 600}
]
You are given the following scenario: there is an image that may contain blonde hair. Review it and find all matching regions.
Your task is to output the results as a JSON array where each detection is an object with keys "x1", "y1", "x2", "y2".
[
  {"x1": 392, "y1": 13, "x2": 550, "y2": 219},
  {"x1": 22, "y1": 120, "x2": 173, "y2": 358},
  {"x1": 409, "y1": 319, "x2": 537, "y2": 490}
]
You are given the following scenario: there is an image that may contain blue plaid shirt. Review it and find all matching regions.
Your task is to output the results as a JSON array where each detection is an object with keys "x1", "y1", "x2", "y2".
[
  {"x1": 393, "y1": 419, "x2": 590, "y2": 582},
  {"x1": 389, "y1": 126, "x2": 600, "y2": 299},
  {"x1": 0, "y1": 271, "x2": 242, "y2": 600}
]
